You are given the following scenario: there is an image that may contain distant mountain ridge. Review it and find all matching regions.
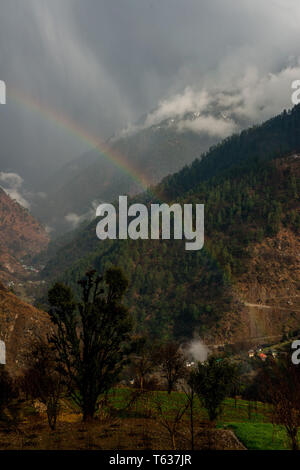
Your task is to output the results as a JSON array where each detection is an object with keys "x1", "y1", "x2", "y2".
[
  {"x1": 33, "y1": 105, "x2": 299, "y2": 236},
  {"x1": 32, "y1": 119, "x2": 222, "y2": 234}
]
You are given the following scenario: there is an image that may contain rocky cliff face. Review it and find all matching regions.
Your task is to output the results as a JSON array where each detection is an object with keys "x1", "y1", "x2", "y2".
[
  {"x1": 0, "y1": 187, "x2": 52, "y2": 375},
  {"x1": 209, "y1": 227, "x2": 300, "y2": 346},
  {"x1": 0, "y1": 187, "x2": 49, "y2": 285},
  {"x1": 0, "y1": 282, "x2": 51, "y2": 375}
]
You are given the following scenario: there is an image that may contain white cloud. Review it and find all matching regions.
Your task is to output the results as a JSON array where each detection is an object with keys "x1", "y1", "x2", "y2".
[
  {"x1": 65, "y1": 212, "x2": 82, "y2": 229},
  {"x1": 121, "y1": 59, "x2": 300, "y2": 139},
  {"x1": 229, "y1": 62, "x2": 300, "y2": 122},
  {"x1": 0, "y1": 172, "x2": 23, "y2": 188},
  {"x1": 144, "y1": 88, "x2": 210, "y2": 127},
  {"x1": 0, "y1": 172, "x2": 31, "y2": 209},
  {"x1": 45, "y1": 224, "x2": 54, "y2": 234},
  {"x1": 3, "y1": 189, "x2": 31, "y2": 209},
  {"x1": 65, "y1": 199, "x2": 101, "y2": 228},
  {"x1": 177, "y1": 114, "x2": 237, "y2": 138}
]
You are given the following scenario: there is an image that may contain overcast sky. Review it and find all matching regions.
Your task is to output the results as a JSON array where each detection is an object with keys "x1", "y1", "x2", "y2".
[{"x1": 1, "y1": 0, "x2": 300, "y2": 188}]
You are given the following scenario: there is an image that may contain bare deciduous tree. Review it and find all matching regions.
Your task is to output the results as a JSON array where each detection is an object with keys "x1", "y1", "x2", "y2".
[
  {"x1": 131, "y1": 337, "x2": 156, "y2": 391},
  {"x1": 22, "y1": 340, "x2": 63, "y2": 430},
  {"x1": 182, "y1": 378, "x2": 197, "y2": 450},
  {"x1": 153, "y1": 395, "x2": 189, "y2": 450},
  {"x1": 262, "y1": 357, "x2": 300, "y2": 451},
  {"x1": 155, "y1": 342, "x2": 186, "y2": 394}
]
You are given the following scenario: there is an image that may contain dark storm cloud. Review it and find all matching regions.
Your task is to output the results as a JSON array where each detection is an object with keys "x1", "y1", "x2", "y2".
[{"x1": 0, "y1": 0, "x2": 300, "y2": 187}]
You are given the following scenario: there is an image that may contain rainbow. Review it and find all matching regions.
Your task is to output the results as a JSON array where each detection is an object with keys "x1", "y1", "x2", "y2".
[{"x1": 7, "y1": 86, "x2": 151, "y2": 192}]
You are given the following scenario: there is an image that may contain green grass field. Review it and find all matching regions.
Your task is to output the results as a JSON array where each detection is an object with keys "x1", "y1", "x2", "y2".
[
  {"x1": 106, "y1": 388, "x2": 294, "y2": 450},
  {"x1": 225, "y1": 423, "x2": 291, "y2": 450}
]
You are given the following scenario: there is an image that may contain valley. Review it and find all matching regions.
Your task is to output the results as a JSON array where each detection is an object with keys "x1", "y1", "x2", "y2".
[
  {"x1": 1, "y1": 106, "x2": 299, "y2": 353},
  {"x1": 0, "y1": 104, "x2": 299, "y2": 453},
  {"x1": 2, "y1": 1, "x2": 300, "y2": 454}
]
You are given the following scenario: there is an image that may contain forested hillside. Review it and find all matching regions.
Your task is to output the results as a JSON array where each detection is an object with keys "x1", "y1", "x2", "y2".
[
  {"x1": 156, "y1": 105, "x2": 300, "y2": 199},
  {"x1": 39, "y1": 106, "x2": 300, "y2": 342}
]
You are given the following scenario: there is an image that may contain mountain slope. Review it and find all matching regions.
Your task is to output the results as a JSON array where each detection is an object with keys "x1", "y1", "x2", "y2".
[
  {"x1": 156, "y1": 106, "x2": 300, "y2": 199},
  {"x1": 42, "y1": 105, "x2": 300, "y2": 276},
  {"x1": 0, "y1": 282, "x2": 51, "y2": 376},
  {"x1": 38, "y1": 106, "x2": 300, "y2": 344},
  {"x1": 0, "y1": 188, "x2": 49, "y2": 285},
  {"x1": 233, "y1": 225, "x2": 300, "y2": 343}
]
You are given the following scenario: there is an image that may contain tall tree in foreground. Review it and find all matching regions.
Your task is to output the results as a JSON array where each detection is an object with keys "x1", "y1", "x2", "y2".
[
  {"x1": 190, "y1": 357, "x2": 237, "y2": 424},
  {"x1": 48, "y1": 268, "x2": 132, "y2": 421}
]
